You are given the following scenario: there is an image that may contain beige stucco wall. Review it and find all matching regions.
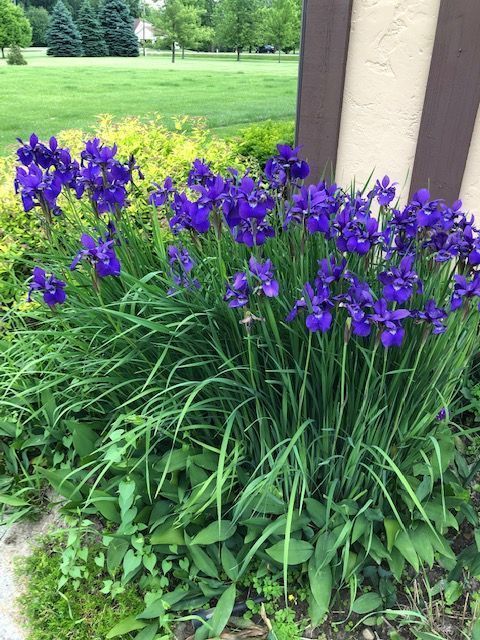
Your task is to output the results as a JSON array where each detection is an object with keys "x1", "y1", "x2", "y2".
[
  {"x1": 335, "y1": 0, "x2": 440, "y2": 201},
  {"x1": 461, "y1": 108, "x2": 480, "y2": 213}
]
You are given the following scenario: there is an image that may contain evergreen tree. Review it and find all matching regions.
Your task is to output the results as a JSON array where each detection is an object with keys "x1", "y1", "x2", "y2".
[
  {"x1": 26, "y1": 6, "x2": 50, "y2": 47},
  {"x1": 77, "y1": 0, "x2": 107, "y2": 56},
  {"x1": 6, "y1": 43, "x2": 27, "y2": 64},
  {"x1": 0, "y1": 0, "x2": 32, "y2": 59},
  {"x1": 46, "y1": 0, "x2": 83, "y2": 56},
  {"x1": 99, "y1": 0, "x2": 139, "y2": 57}
]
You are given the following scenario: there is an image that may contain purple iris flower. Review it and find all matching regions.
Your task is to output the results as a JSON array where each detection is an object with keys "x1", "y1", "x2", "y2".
[
  {"x1": 285, "y1": 182, "x2": 341, "y2": 235},
  {"x1": 286, "y1": 282, "x2": 333, "y2": 333},
  {"x1": 234, "y1": 217, "x2": 275, "y2": 247},
  {"x1": 70, "y1": 233, "x2": 121, "y2": 278},
  {"x1": 451, "y1": 273, "x2": 480, "y2": 311},
  {"x1": 16, "y1": 134, "x2": 58, "y2": 169},
  {"x1": 224, "y1": 272, "x2": 250, "y2": 308},
  {"x1": 188, "y1": 159, "x2": 214, "y2": 187},
  {"x1": 410, "y1": 189, "x2": 442, "y2": 228},
  {"x1": 377, "y1": 254, "x2": 422, "y2": 303},
  {"x1": 78, "y1": 139, "x2": 136, "y2": 215},
  {"x1": 166, "y1": 245, "x2": 199, "y2": 294},
  {"x1": 169, "y1": 192, "x2": 210, "y2": 234},
  {"x1": 149, "y1": 177, "x2": 175, "y2": 207},
  {"x1": 416, "y1": 299, "x2": 448, "y2": 334},
  {"x1": 168, "y1": 244, "x2": 194, "y2": 273},
  {"x1": 28, "y1": 267, "x2": 66, "y2": 307},
  {"x1": 237, "y1": 176, "x2": 274, "y2": 220},
  {"x1": 248, "y1": 256, "x2": 279, "y2": 297},
  {"x1": 264, "y1": 144, "x2": 310, "y2": 187},
  {"x1": 315, "y1": 255, "x2": 347, "y2": 287},
  {"x1": 194, "y1": 174, "x2": 228, "y2": 209},
  {"x1": 81, "y1": 138, "x2": 118, "y2": 166},
  {"x1": 369, "y1": 175, "x2": 397, "y2": 206},
  {"x1": 15, "y1": 164, "x2": 62, "y2": 214},
  {"x1": 335, "y1": 199, "x2": 380, "y2": 255},
  {"x1": 370, "y1": 299, "x2": 410, "y2": 347},
  {"x1": 339, "y1": 278, "x2": 374, "y2": 337}
]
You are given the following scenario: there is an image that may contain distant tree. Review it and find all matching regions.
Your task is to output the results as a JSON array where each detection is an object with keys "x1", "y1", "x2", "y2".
[
  {"x1": 154, "y1": 0, "x2": 203, "y2": 62},
  {"x1": 214, "y1": 0, "x2": 260, "y2": 60},
  {"x1": 77, "y1": 0, "x2": 107, "y2": 55},
  {"x1": 0, "y1": 0, "x2": 32, "y2": 59},
  {"x1": 26, "y1": 6, "x2": 50, "y2": 46},
  {"x1": 46, "y1": 0, "x2": 83, "y2": 55},
  {"x1": 263, "y1": 0, "x2": 296, "y2": 61},
  {"x1": 99, "y1": 0, "x2": 138, "y2": 56},
  {"x1": 125, "y1": 0, "x2": 139, "y2": 19}
]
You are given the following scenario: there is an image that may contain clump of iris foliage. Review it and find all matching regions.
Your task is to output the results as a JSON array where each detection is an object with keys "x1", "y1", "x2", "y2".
[{"x1": 2, "y1": 131, "x2": 480, "y2": 637}]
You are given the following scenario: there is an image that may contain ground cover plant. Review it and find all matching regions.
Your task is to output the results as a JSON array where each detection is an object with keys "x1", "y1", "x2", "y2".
[
  {"x1": 1, "y1": 133, "x2": 480, "y2": 639},
  {"x1": 0, "y1": 50, "x2": 298, "y2": 154}
]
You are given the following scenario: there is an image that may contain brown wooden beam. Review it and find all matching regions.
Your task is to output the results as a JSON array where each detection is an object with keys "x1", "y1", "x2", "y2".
[
  {"x1": 295, "y1": 0, "x2": 353, "y2": 183},
  {"x1": 410, "y1": 0, "x2": 480, "y2": 202}
]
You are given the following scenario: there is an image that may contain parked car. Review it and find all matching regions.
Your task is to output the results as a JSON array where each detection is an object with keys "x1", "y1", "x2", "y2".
[{"x1": 256, "y1": 44, "x2": 276, "y2": 54}]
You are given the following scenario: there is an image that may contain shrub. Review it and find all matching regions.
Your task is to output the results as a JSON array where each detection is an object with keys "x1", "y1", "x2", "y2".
[
  {"x1": 2, "y1": 135, "x2": 480, "y2": 634},
  {"x1": 6, "y1": 43, "x2": 27, "y2": 64},
  {"x1": 234, "y1": 119, "x2": 295, "y2": 165},
  {"x1": 46, "y1": 0, "x2": 83, "y2": 57}
]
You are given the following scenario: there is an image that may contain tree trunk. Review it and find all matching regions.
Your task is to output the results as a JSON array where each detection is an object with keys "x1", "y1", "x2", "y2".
[
  {"x1": 1, "y1": 48, "x2": 4, "y2": 59},
  {"x1": 171, "y1": 42, "x2": 175, "y2": 63},
  {"x1": 182, "y1": 45, "x2": 185, "y2": 59},
  {"x1": 278, "y1": 46, "x2": 281, "y2": 62},
  {"x1": 236, "y1": 47, "x2": 240, "y2": 61}
]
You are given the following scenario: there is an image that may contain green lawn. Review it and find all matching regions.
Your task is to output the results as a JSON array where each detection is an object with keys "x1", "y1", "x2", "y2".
[{"x1": 0, "y1": 48, "x2": 298, "y2": 154}]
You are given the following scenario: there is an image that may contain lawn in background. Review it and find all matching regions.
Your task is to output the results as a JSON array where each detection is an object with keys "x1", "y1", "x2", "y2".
[{"x1": 0, "y1": 48, "x2": 298, "y2": 154}]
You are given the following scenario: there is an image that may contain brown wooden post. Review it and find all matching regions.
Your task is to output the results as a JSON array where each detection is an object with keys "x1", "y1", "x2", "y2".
[
  {"x1": 295, "y1": 0, "x2": 353, "y2": 183},
  {"x1": 410, "y1": 0, "x2": 480, "y2": 202}
]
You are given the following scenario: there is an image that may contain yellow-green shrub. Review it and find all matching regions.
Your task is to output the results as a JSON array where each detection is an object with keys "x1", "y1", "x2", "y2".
[{"x1": 0, "y1": 115, "x2": 247, "y2": 306}]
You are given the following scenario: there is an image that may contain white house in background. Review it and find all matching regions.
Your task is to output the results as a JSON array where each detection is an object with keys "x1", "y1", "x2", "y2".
[{"x1": 134, "y1": 19, "x2": 156, "y2": 43}]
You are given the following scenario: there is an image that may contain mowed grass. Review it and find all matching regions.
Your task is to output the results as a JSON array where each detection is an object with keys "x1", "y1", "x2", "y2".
[{"x1": 0, "y1": 49, "x2": 298, "y2": 153}]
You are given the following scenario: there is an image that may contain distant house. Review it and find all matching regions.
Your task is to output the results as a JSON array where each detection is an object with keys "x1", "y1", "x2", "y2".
[{"x1": 134, "y1": 19, "x2": 156, "y2": 43}]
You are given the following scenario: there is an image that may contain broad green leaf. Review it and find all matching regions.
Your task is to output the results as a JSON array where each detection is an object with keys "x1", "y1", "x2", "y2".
[
  {"x1": 266, "y1": 539, "x2": 313, "y2": 565},
  {"x1": 0, "y1": 420, "x2": 17, "y2": 438},
  {"x1": 472, "y1": 618, "x2": 480, "y2": 640},
  {"x1": 308, "y1": 558, "x2": 331, "y2": 625},
  {"x1": 151, "y1": 520, "x2": 185, "y2": 546},
  {"x1": 305, "y1": 498, "x2": 326, "y2": 528},
  {"x1": 444, "y1": 580, "x2": 462, "y2": 605},
  {"x1": 195, "y1": 584, "x2": 236, "y2": 640},
  {"x1": 91, "y1": 490, "x2": 121, "y2": 523},
  {"x1": 394, "y1": 530, "x2": 419, "y2": 572},
  {"x1": 0, "y1": 494, "x2": 29, "y2": 507},
  {"x1": 107, "y1": 538, "x2": 129, "y2": 575},
  {"x1": 39, "y1": 469, "x2": 82, "y2": 502},
  {"x1": 106, "y1": 616, "x2": 146, "y2": 638},
  {"x1": 134, "y1": 623, "x2": 158, "y2": 640},
  {"x1": 384, "y1": 518, "x2": 400, "y2": 552},
  {"x1": 221, "y1": 544, "x2": 239, "y2": 581},
  {"x1": 351, "y1": 592, "x2": 382, "y2": 614},
  {"x1": 191, "y1": 520, "x2": 237, "y2": 545},
  {"x1": 122, "y1": 549, "x2": 142, "y2": 582},
  {"x1": 137, "y1": 597, "x2": 165, "y2": 620},
  {"x1": 65, "y1": 420, "x2": 98, "y2": 457},
  {"x1": 412, "y1": 528, "x2": 434, "y2": 568},
  {"x1": 186, "y1": 534, "x2": 219, "y2": 578}
]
